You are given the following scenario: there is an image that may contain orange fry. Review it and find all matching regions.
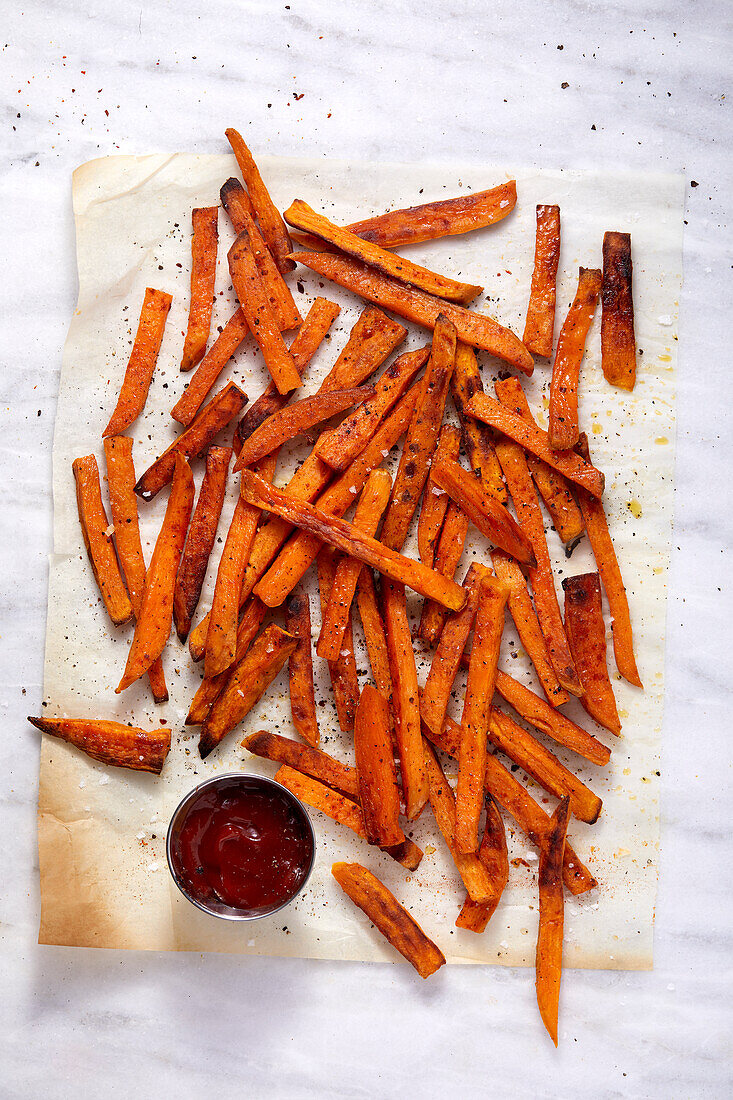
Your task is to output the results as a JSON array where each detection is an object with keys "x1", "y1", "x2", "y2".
[
  {"x1": 355, "y1": 569, "x2": 393, "y2": 701},
  {"x1": 225, "y1": 128, "x2": 294, "y2": 274},
  {"x1": 523, "y1": 204, "x2": 561, "y2": 359},
  {"x1": 243, "y1": 730, "x2": 358, "y2": 799},
  {"x1": 536, "y1": 796, "x2": 570, "y2": 1046},
  {"x1": 417, "y1": 499, "x2": 470, "y2": 647},
  {"x1": 72, "y1": 454, "x2": 133, "y2": 627},
  {"x1": 548, "y1": 266, "x2": 602, "y2": 450},
  {"x1": 284, "y1": 589, "x2": 320, "y2": 747},
  {"x1": 186, "y1": 597, "x2": 266, "y2": 726},
  {"x1": 563, "y1": 572, "x2": 621, "y2": 735},
  {"x1": 28, "y1": 716, "x2": 170, "y2": 775},
  {"x1": 418, "y1": 424, "x2": 460, "y2": 566},
  {"x1": 456, "y1": 795, "x2": 509, "y2": 932},
  {"x1": 354, "y1": 685, "x2": 405, "y2": 847},
  {"x1": 601, "y1": 231, "x2": 636, "y2": 391},
  {"x1": 171, "y1": 309, "x2": 249, "y2": 427},
  {"x1": 450, "y1": 342, "x2": 507, "y2": 504},
  {"x1": 103, "y1": 288, "x2": 172, "y2": 436},
  {"x1": 317, "y1": 551, "x2": 359, "y2": 733},
  {"x1": 180, "y1": 206, "x2": 218, "y2": 372},
  {"x1": 495, "y1": 671, "x2": 610, "y2": 766}
]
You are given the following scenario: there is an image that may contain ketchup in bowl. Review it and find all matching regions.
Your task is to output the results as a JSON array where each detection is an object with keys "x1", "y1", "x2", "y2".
[{"x1": 167, "y1": 774, "x2": 315, "y2": 919}]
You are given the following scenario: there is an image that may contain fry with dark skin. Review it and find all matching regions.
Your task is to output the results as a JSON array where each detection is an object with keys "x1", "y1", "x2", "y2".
[
  {"x1": 563, "y1": 572, "x2": 622, "y2": 734},
  {"x1": 601, "y1": 231, "x2": 636, "y2": 391},
  {"x1": 548, "y1": 266, "x2": 602, "y2": 450},
  {"x1": 382, "y1": 579, "x2": 428, "y2": 819},
  {"x1": 225, "y1": 128, "x2": 294, "y2": 274},
  {"x1": 523, "y1": 204, "x2": 560, "y2": 359},
  {"x1": 28, "y1": 717, "x2": 171, "y2": 776},
  {"x1": 171, "y1": 310, "x2": 249, "y2": 427},
  {"x1": 186, "y1": 597, "x2": 266, "y2": 726},
  {"x1": 180, "y1": 206, "x2": 218, "y2": 372},
  {"x1": 450, "y1": 342, "x2": 507, "y2": 504},
  {"x1": 72, "y1": 454, "x2": 133, "y2": 627},
  {"x1": 317, "y1": 550, "x2": 360, "y2": 733},
  {"x1": 456, "y1": 795, "x2": 509, "y2": 932},
  {"x1": 417, "y1": 423, "x2": 460, "y2": 566},
  {"x1": 417, "y1": 499, "x2": 470, "y2": 646},
  {"x1": 103, "y1": 288, "x2": 172, "y2": 436},
  {"x1": 354, "y1": 685, "x2": 405, "y2": 847},
  {"x1": 355, "y1": 569, "x2": 393, "y2": 700},
  {"x1": 242, "y1": 730, "x2": 358, "y2": 799},
  {"x1": 284, "y1": 589, "x2": 320, "y2": 747},
  {"x1": 495, "y1": 670, "x2": 611, "y2": 766},
  {"x1": 536, "y1": 796, "x2": 570, "y2": 1046}
]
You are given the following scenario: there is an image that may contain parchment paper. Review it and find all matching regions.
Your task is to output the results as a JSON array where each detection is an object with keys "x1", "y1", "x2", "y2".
[{"x1": 38, "y1": 154, "x2": 683, "y2": 968}]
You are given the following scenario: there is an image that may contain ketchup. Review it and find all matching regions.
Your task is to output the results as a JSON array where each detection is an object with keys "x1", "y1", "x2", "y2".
[{"x1": 169, "y1": 777, "x2": 314, "y2": 915}]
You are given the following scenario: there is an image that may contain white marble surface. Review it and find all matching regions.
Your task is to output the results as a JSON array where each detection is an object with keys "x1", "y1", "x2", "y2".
[{"x1": 1, "y1": 1, "x2": 731, "y2": 1096}]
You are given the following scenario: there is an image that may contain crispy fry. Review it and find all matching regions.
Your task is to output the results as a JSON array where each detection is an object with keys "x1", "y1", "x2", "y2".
[
  {"x1": 243, "y1": 730, "x2": 358, "y2": 799},
  {"x1": 355, "y1": 569, "x2": 393, "y2": 700},
  {"x1": 495, "y1": 671, "x2": 610, "y2": 766},
  {"x1": 285, "y1": 199, "x2": 483, "y2": 304},
  {"x1": 186, "y1": 596, "x2": 266, "y2": 726},
  {"x1": 315, "y1": 347, "x2": 428, "y2": 472},
  {"x1": 456, "y1": 575, "x2": 508, "y2": 852},
  {"x1": 317, "y1": 551, "x2": 359, "y2": 733},
  {"x1": 601, "y1": 231, "x2": 636, "y2": 390},
  {"x1": 317, "y1": 304, "x2": 406, "y2": 392},
  {"x1": 548, "y1": 266, "x2": 602, "y2": 450},
  {"x1": 199, "y1": 623, "x2": 297, "y2": 758},
  {"x1": 417, "y1": 499, "x2": 470, "y2": 646},
  {"x1": 225, "y1": 128, "x2": 294, "y2": 274},
  {"x1": 576, "y1": 433, "x2": 642, "y2": 687},
  {"x1": 418, "y1": 424, "x2": 460, "y2": 566},
  {"x1": 284, "y1": 589, "x2": 320, "y2": 747},
  {"x1": 28, "y1": 716, "x2": 170, "y2": 775},
  {"x1": 354, "y1": 685, "x2": 405, "y2": 847},
  {"x1": 180, "y1": 206, "x2": 218, "y2": 372},
  {"x1": 466, "y1": 391, "x2": 605, "y2": 497},
  {"x1": 290, "y1": 251, "x2": 534, "y2": 373},
  {"x1": 171, "y1": 310, "x2": 249, "y2": 426},
  {"x1": 332, "y1": 861, "x2": 445, "y2": 978},
  {"x1": 456, "y1": 795, "x2": 509, "y2": 932},
  {"x1": 117, "y1": 454, "x2": 194, "y2": 691},
  {"x1": 103, "y1": 288, "x2": 172, "y2": 436},
  {"x1": 563, "y1": 573, "x2": 621, "y2": 735},
  {"x1": 135, "y1": 381, "x2": 247, "y2": 500},
  {"x1": 536, "y1": 797, "x2": 570, "y2": 1046},
  {"x1": 316, "y1": 469, "x2": 391, "y2": 662},
  {"x1": 450, "y1": 343, "x2": 507, "y2": 504},
  {"x1": 72, "y1": 454, "x2": 133, "y2": 627},
  {"x1": 523, "y1": 204, "x2": 561, "y2": 359}
]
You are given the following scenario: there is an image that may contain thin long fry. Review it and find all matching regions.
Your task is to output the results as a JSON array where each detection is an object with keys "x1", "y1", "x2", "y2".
[
  {"x1": 28, "y1": 717, "x2": 170, "y2": 775},
  {"x1": 456, "y1": 795, "x2": 509, "y2": 932},
  {"x1": 536, "y1": 797, "x2": 570, "y2": 1046},
  {"x1": 355, "y1": 569, "x2": 393, "y2": 700},
  {"x1": 601, "y1": 231, "x2": 636, "y2": 391},
  {"x1": 72, "y1": 454, "x2": 133, "y2": 627},
  {"x1": 563, "y1": 573, "x2": 622, "y2": 734},
  {"x1": 317, "y1": 551, "x2": 359, "y2": 733},
  {"x1": 450, "y1": 342, "x2": 507, "y2": 504},
  {"x1": 316, "y1": 305, "x2": 406, "y2": 393},
  {"x1": 354, "y1": 685, "x2": 405, "y2": 847},
  {"x1": 103, "y1": 288, "x2": 172, "y2": 436},
  {"x1": 418, "y1": 424, "x2": 460, "y2": 566},
  {"x1": 242, "y1": 730, "x2": 358, "y2": 799},
  {"x1": 225, "y1": 128, "x2": 294, "y2": 274},
  {"x1": 180, "y1": 206, "x2": 218, "y2": 372},
  {"x1": 117, "y1": 455, "x2": 194, "y2": 691},
  {"x1": 523, "y1": 204, "x2": 561, "y2": 359},
  {"x1": 495, "y1": 671, "x2": 610, "y2": 766},
  {"x1": 290, "y1": 250, "x2": 534, "y2": 373},
  {"x1": 548, "y1": 266, "x2": 602, "y2": 450},
  {"x1": 382, "y1": 579, "x2": 428, "y2": 819},
  {"x1": 171, "y1": 310, "x2": 249, "y2": 426},
  {"x1": 186, "y1": 597, "x2": 266, "y2": 726},
  {"x1": 284, "y1": 589, "x2": 320, "y2": 747},
  {"x1": 417, "y1": 499, "x2": 470, "y2": 646}
]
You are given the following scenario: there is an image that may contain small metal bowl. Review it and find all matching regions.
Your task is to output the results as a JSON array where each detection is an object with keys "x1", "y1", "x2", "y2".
[{"x1": 166, "y1": 771, "x2": 316, "y2": 922}]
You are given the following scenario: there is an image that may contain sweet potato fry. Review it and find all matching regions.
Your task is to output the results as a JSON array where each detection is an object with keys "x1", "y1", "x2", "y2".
[
  {"x1": 173, "y1": 445, "x2": 231, "y2": 642},
  {"x1": 431, "y1": 457, "x2": 536, "y2": 566},
  {"x1": 316, "y1": 468, "x2": 391, "y2": 662},
  {"x1": 536, "y1": 796, "x2": 570, "y2": 1046},
  {"x1": 332, "y1": 862, "x2": 445, "y2": 978},
  {"x1": 548, "y1": 266, "x2": 602, "y2": 450},
  {"x1": 563, "y1": 573, "x2": 621, "y2": 735},
  {"x1": 380, "y1": 314, "x2": 457, "y2": 551},
  {"x1": 284, "y1": 589, "x2": 320, "y2": 747},
  {"x1": 28, "y1": 716, "x2": 170, "y2": 775},
  {"x1": 355, "y1": 569, "x2": 393, "y2": 700},
  {"x1": 465, "y1": 391, "x2": 605, "y2": 498},
  {"x1": 495, "y1": 671, "x2": 610, "y2": 766},
  {"x1": 180, "y1": 206, "x2": 218, "y2": 372},
  {"x1": 318, "y1": 305, "x2": 407, "y2": 392},
  {"x1": 225, "y1": 128, "x2": 294, "y2": 274},
  {"x1": 103, "y1": 436, "x2": 167, "y2": 702},
  {"x1": 455, "y1": 795, "x2": 509, "y2": 932},
  {"x1": 417, "y1": 424, "x2": 460, "y2": 566},
  {"x1": 220, "y1": 177, "x2": 301, "y2": 331},
  {"x1": 575, "y1": 433, "x2": 642, "y2": 688},
  {"x1": 315, "y1": 347, "x2": 429, "y2": 472},
  {"x1": 290, "y1": 251, "x2": 534, "y2": 373},
  {"x1": 135, "y1": 381, "x2": 247, "y2": 500},
  {"x1": 456, "y1": 575, "x2": 508, "y2": 852},
  {"x1": 317, "y1": 551, "x2": 360, "y2": 733},
  {"x1": 601, "y1": 231, "x2": 636, "y2": 390},
  {"x1": 72, "y1": 454, "x2": 133, "y2": 627},
  {"x1": 186, "y1": 596, "x2": 266, "y2": 726},
  {"x1": 117, "y1": 454, "x2": 194, "y2": 692},
  {"x1": 450, "y1": 342, "x2": 507, "y2": 504},
  {"x1": 171, "y1": 310, "x2": 249, "y2": 426},
  {"x1": 103, "y1": 288, "x2": 172, "y2": 436},
  {"x1": 199, "y1": 623, "x2": 297, "y2": 758},
  {"x1": 285, "y1": 199, "x2": 483, "y2": 305},
  {"x1": 523, "y1": 204, "x2": 561, "y2": 359},
  {"x1": 354, "y1": 685, "x2": 405, "y2": 847},
  {"x1": 417, "y1": 500, "x2": 470, "y2": 646},
  {"x1": 243, "y1": 730, "x2": 358, "y2": 799}
]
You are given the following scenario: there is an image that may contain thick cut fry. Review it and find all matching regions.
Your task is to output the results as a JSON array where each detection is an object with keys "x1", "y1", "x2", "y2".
[
  {"x1": 117, "y1": 455, "x2": 194, "y2": 691},
  {"x1": 243, "y1": 730, "x2": 358, "y2": 799},
  {"x1": 317, "y1": 469, "x2": 391, "y2": 662},
  {"x1": 418, "y1": 424, "x2": 460, "y2": 566},
  {"x1": 332, "y1": 862, "x2": 445, "y2": 978},
  {"x1": 285, "y1": 199, "x2": 483, "y2": 305},
  {"x1": 432, "y1": 457, "x2": 536, "y2": 566},
  {"x1": 72, "y1": 454, "x2": 133, "y2": 627},
  {"x1": 284, "y1": 589, "x2": 320, "y2": 747},
  {"x1": 220, "y1": 177, "x2": 301, "y2": 331},
  {"x1": 354, "y1": 685, "x2": 405, "y2": 847},
  {"x1": 104, "y1": 288, "x2": 172, "y2": 436},
  {"x1": 563, "y1": 573, "x2": 621, "y2": 734},
  {"x1": 456, "y1": 795, "x2": 509, "y2": 932},
  {"x1": 180, "y1": 206, "x2": 218, "y2": 372},
  {"x1": 548, "y1": 267, "x2": 602, "y2": 450},
  {"x1": 28, "y1": 717, "x2": 170, "y2": 775},
  {"x1": 199, "y1": 624, "x2": 297, "y2": 758},
  {"x1": 417, "y1": 500, "x2": 470, "y2": 646},
  {"x1": 382, "y1": 580, "x2": 428, "y2": 819},
  {"x1": 291, "y1": 251, "x2": 534, "y2": 373},
  {"x1": 495, "y1": 671, "x2": 610, "y2": 766},
  {"x1": 171, "y1": 310, "x2": 249, "y2": 426},
  {"x1": 456, "y1": 576, "x2": 509, "y2": 852},
  {"x1": 103, "y1": 436, "x2": 168, "y2": 702},
  {"x1": 466, "y1": 391, "x2": 605, "y2": 498},
  {"x1": 186, "y1": 597, "x2": 266, "y2": 726},
  {"x1": 135, "y1": 381, "x2": 247, "y2": 500},
  {"x1": 355, "y1": 569, "x2": 393, "y2": 699},
  {"x1": 315, "y1": 347, "x2": 428, "y2": 472},
  {"x1": 450, "y1": 343, "x2": 507, "y2": 504},
  {"x1": 523, "y1": 204, "x2": 561, "y2": 359},
  {"x1": 536, "y1": 797, "x2": 570, "y2": 1046},
  {"x1": 601, "y1": 231, "x2": 636, "y2": 390},
  {"x1": 317, "y1": 551, "x2": 359, "y2": 733},
  {"x1": 575, "y1": 434, "x2": 641, "y2": 687},
  {"x1": 225, "y1": 128, "x2": 294, "y2": 274}
]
